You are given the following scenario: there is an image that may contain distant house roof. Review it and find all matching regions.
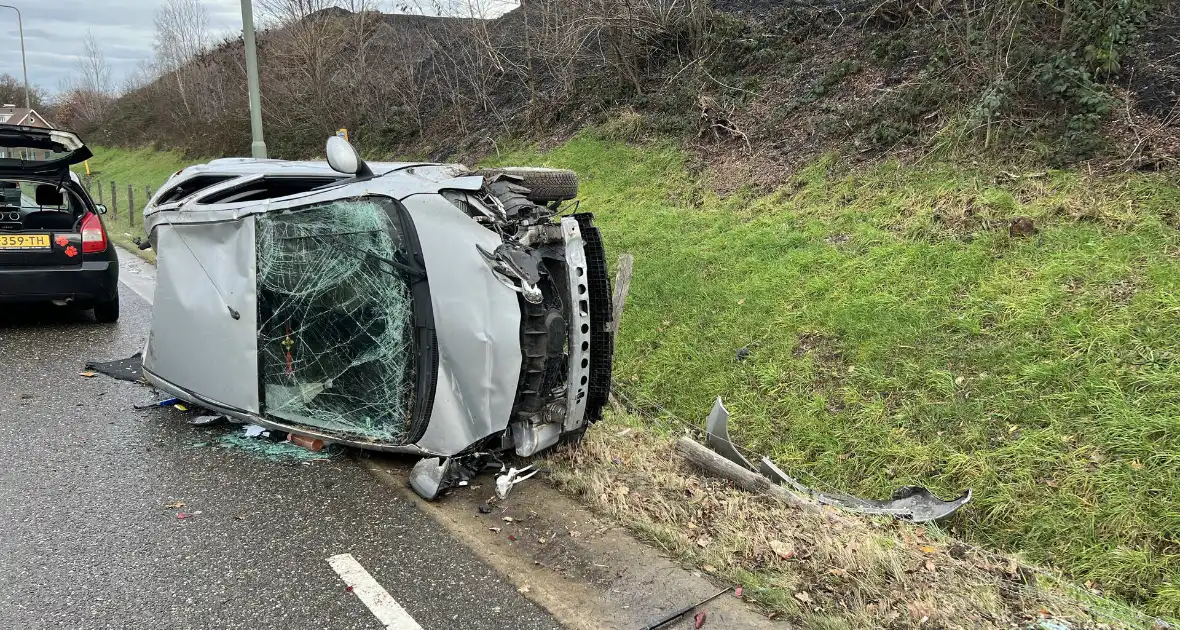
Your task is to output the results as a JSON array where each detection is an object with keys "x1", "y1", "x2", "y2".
[{"x1": 0, "y1": 106, "x2": 54, "y2": 129}]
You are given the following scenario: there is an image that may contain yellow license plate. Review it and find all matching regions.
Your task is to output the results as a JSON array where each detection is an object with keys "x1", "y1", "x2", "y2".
[{"x1": 0, "y1": 234, "x2": 50, "y2": 250}]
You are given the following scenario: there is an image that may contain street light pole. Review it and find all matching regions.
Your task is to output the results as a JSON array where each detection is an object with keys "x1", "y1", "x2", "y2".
[
  {"x1": 239, "y1": 0, "x2": 267, "y2": 159},
  {"x1": 0, "y1": 4, "x2": 31, "y2": 110}
]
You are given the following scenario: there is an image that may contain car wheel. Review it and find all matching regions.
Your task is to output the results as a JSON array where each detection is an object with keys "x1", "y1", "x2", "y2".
[
  {"x1": 93, "y1": 298, "x2": 120, "y2": 323},
  {"x1": 475, "y1": 167, "x2": 579, "y2": 203}
]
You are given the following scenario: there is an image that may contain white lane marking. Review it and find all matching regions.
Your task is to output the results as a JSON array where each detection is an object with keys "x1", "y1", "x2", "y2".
[
  {"x1": 328, "y1": 553, "x2": 425, "y2": 630},
  {"x1": 115, "y1": 245, "x2": 155, "y2": 305}
]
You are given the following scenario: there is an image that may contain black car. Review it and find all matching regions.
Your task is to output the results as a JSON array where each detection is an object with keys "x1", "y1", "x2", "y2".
[{"x1": 0, "y1": 125, "x2": 118, "y2": 322}]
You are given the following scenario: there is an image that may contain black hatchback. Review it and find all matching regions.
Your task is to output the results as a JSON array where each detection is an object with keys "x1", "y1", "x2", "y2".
[{"x1": 0, "y1": 125, "x2": 118, "y2": 322}]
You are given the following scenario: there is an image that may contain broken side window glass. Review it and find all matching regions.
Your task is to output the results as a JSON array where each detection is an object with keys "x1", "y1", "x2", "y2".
[{"x1": 255, "y1": 196, "x2": 418, "y2": 444}]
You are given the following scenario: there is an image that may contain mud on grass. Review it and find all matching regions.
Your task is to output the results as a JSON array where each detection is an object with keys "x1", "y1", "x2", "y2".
[{"x1": 549, "y1": 419, "x2": 1154, "y2": 629}]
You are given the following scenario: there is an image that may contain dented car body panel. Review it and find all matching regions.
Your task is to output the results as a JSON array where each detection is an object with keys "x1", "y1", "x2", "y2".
[{"x1": 141, "y1": 153, "x2": 612, "y2": 461}]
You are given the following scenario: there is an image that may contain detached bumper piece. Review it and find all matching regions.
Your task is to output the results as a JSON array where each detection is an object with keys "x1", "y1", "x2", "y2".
[{"x1": 704, "y1": 397, "x2": 971, "y2": 522}]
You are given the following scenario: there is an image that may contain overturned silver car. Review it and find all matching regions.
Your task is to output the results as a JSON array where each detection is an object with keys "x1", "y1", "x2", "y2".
[{"x1": 141, "y1": 138, "x2": 614, "y2": 494}]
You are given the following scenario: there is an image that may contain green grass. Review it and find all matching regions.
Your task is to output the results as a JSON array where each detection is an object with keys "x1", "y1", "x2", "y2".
[
  {"x1": 74, "y1": 146, "x2": 202, "y2": 262},
  {"x1": 489, "y1": 136, "x2": 1180, "y2": 617}
]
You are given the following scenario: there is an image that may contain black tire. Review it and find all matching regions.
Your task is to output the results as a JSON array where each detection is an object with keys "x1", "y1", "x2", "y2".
[
  {"x1": 476, "y1": 167, "x2": 579, "y2": 203},
  {"x1": 94, "y1": 298, "x2": 120, "y2": 323}
]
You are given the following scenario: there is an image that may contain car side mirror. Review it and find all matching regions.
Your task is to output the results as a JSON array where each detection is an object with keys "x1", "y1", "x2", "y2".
[
  {"x1": 94, "y1": 203, "x2": 108, "y2": 215},
  {"x1": 325, "y1": 136, "x2": 373, "y2": 178}
]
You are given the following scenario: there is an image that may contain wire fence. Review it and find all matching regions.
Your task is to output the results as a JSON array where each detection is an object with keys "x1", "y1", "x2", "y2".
[{"x1": 79, "y1": 175, "x2": 151, "y2": 232}]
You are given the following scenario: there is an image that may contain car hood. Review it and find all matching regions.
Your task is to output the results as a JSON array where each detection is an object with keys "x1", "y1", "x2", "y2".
[{"x1": 0, "y1": 125, "x2": 93, "y2": 178}]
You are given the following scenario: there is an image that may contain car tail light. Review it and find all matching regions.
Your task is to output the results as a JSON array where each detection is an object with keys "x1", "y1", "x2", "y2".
[{"x1": 81, "y1": 212, "x2": 107, "y2": 254}]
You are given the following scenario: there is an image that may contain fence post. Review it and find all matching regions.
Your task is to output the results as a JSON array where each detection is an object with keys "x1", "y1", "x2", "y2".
[
  {"x1": 127, "y1": 184, "x2": 135, "y2": 228},
  {"x1": 110, "y1": 182, "x2": 117, "y2": 218},
  {"x1": 97, "y1": 180, "x2": 103, "y2": 205}
]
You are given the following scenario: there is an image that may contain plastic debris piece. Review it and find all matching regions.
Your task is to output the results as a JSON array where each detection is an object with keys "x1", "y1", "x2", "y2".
[
  {"x1": 345, "y1": 585, "x2": 354, "y2": 593},
  {"x1": 734, "y1": 586, "x2": 743, "y2": 598},
  {"x1": 165, "y1": 501, "x2": 185, "y2": 509},
  {"x1": 704, "y1": 397, "x2": 754, "y2": 470},
  {"x1": 174, "y1": 404, "x2": 188, "y2": 411},
  {"x1": 189, "y1": 415, "x2": 228, "y2": 427},
  {"x1": 243, "y1": 424, "x2": 268, "y2": 437},
  {"x1": 704, "y1": 396, "x2": 971, "y2": 522},
  {"x1": 496, "y1": 465, "x2": 541, "y2": 499},
  {"x1": 86, "y1": 353, "x2": 144, "y2": 382},
  {"x1": 694, "y1": 611, "x2": 707, "y2": 628},
  {"x1": 478, "y1": 504, "x2": 492, "y2": 514},
  {"x1": 134, "y1": 397, "x2": 180, "y2": 410},
  {"x1": 177, "y1": 512, "x2": 195, "y2": 519},
  {"x1": 79, "y1": 371, "x2": 97, "y2": 378}
]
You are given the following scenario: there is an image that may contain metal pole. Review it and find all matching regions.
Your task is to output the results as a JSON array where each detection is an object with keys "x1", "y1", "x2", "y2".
[
  {"x1": 240, "y1": 0, "x2": 267, "y2": 159},
  {"x1": 0, "y1": 5, "x2": 30, "y2": 109}
]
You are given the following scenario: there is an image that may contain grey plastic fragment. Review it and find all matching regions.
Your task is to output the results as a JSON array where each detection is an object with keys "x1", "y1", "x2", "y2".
[
  {"x1": 409, "y1": 457, "x2": 454, "y2": 500},
  {"x1": 705, "y1": 396, "x2": 971, "y2": 522},
  {"x1": 704, "y1": 396, "x2": 755, "y2": 470},
  {"x1": 760, "y1": 458, "x2": 971, "y2": 522}
]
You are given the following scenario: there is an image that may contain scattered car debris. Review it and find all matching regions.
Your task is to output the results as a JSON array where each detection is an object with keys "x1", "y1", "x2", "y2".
[
  {"x1": 639, "y1": 586, "x2": 732, "y2": 630},
  {"x1": 496, "y1": 465, "x2": 541, "y2": 499},
  {"x1": 85, "y1": 352, "x2": 144, "y2": 382},
  {"x1": 242, "y1": 424, "x2": 268, "y2": 437},
  {"x1": 133, "y1": 397, "x2": 180, "y2": 410},
  {"x1": 703, "y1": 398, "x2": 754, "y2": 470},
  {"x1": 703, "y1": 396, "x2": 972, "y2": 522},
  {"x1": 78, "y1": 371, "x2": 97, "y2": 378},
  {"x1": 164, "y1": 501, "x2": 185, "y2": 509},
  {"x1": 136, "y1": 135, "x2": 615, "y2": 501},
  {"x1": 217, "y1": 432, "x2": 332, "y2": 462},
  {"x1": 188, "y1": 414, "x2": 229, "y2": 427},
  {"x1": 694, "y1": 611, "x2": 707, "y2": 628}
]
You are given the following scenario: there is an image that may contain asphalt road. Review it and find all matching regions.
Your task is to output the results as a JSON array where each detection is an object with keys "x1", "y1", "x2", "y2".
[{"x1": 0, "y1": 268, "x2": 561, "y2": 629}]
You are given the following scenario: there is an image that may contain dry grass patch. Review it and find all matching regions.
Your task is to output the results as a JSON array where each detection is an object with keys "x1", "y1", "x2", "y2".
[{"x1": 550, "y1": 418, "x2": 1159, "y2": 629}]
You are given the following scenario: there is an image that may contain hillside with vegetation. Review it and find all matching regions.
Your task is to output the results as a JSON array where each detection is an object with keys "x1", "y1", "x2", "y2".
[{"x1": 74, "y1": 0, "x2": 1180, "y2": 622}]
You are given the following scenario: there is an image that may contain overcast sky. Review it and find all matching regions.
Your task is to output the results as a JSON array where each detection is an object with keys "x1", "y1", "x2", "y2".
[
  {"x1": 0, "y1": 0, "x2": 517, "y2": 99},
  {"x1": 0, "y1": 1, "x2": 243, "y2": 95}
]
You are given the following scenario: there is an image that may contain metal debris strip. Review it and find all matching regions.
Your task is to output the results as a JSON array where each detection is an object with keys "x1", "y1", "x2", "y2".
[
  {"x1": 703, "y1": 396, "x2": 971, "y2": 523},
  {"x1": 256, "y1": 200, "x2": 416, "y2": 443}
]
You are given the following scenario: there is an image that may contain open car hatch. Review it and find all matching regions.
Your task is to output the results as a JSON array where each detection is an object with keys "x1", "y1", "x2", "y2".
[{"x1": 0, "y1": 125, "x2": 93, "y2": 177}]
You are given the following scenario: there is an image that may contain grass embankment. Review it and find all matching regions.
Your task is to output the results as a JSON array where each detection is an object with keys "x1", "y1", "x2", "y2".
[
  {"x1": 92, "y1": 137, "x2": 1180, "y2": 619},
  {"x1": 490, "y1": 137, "x2": 1180, "y2": 618},
  {"x1": 76, "y1": 146, "x2": 201, "y2": 262}
]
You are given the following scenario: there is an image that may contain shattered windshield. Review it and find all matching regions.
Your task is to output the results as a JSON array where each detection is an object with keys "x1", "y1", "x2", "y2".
[{"x1": 256, "y1": 196, "x2": 419, "y2": 444}]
